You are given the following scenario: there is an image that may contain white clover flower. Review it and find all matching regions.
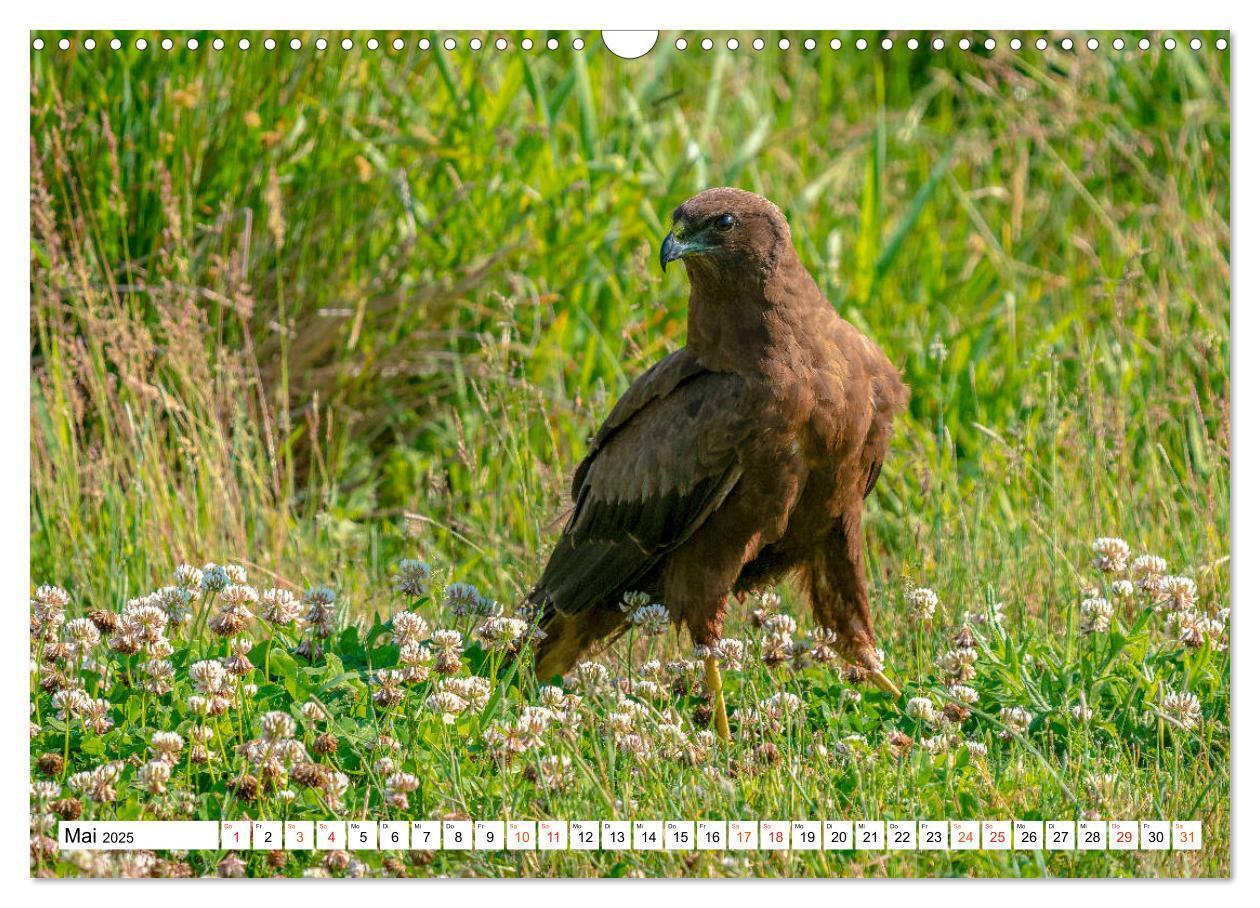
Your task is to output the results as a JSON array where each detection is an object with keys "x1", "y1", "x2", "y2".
[
  {"x1": 173, "y1": 564, "x2": 203, "y2": 589},
  {"x1": 391, "y1": 610, "x2": 432, "y2": 646},
  {"x1": 150, "y1": 731, "x2": 184, "y2": 762},
  {"x1": 629, "y1": 603, "x2": 670, "y2": 636},
  {"x1": 431, "y1": 629, "x2": 464, "y2": 653},
  {"x1": 200, "y1": 564, "x2": 230, "y2": 593},
  {"x1": 1160, "y1": 691, "x2": 1202, "y2": 729},
  {"x1": 710, "y1": 637, "x2": 746, "y2": 670},
  {"x1": 426, "y1": 690, "x2": 467, "y2": 724},
  {"x1": 1156, "y1": 576, "x2": 1198, "y2": 613},
  {"x1": 393, "y1": 559, "x2": 432, "y2": 597},
  {"x1": 537, "y1": 755, "x2": 574, "y2": 790},
  {"x1": 1111, "y1": 579, "x2": 1136, "y2": 602},
  {"x1": 949, "y1": 684, "x2": 979, "y2": 704},
  {"x1": 260, "y1": 588, "x2": 301, "y2": 624},
  {"x1": 1070, "y1": 704, "x2": 1094, "y2": 723},
  {"x1": 259, "y1": 711, "x2": 296, "y2": 742},
  {"x1": 1092, "y1": 537, "x2": 1130, "y2": 574},
  {"x1": 444, "y1": 676, "x2": 492, "y2": 710},
  {"x1": 619, "y1": 590, "x2": 652, "y2": 614},
  {"x1": 999, "y1": 705, "x2": 1033, "y2": 732},
  {"x1": 443, "y1": 581, "x2": 491, "y2": 617},
  {"x1": 1080, "y1": 597, "x2": 1114, "y2": 634},
  {"x1": 472, "y1": 615, "x2": 528, "y2": 649},
  {"x1": 906, "y1": 697, "x2": 937, "y2": 721},
  {"x1": 907, "y1": 587, "x2": 939, "y2": 621},
  {"x1": 135, "y1": 760, "x2": 172, "y2": 795},
  {"x1": 35, "y1": 584, "x2": 71, "y2": 609},
  {"x1": 762, "y1": 613, "x2": 798, "y2": 636},
  {"x1": 1132, "y1": 554, "x2": 1168, "y2": 592},
  {"x1": 965, "y1": 740, "x2": 988, "y2": 759}
]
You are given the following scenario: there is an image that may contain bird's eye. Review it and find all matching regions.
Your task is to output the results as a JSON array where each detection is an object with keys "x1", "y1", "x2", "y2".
[{"x1": 714, "y1": 214, "x2": 736, "y2": 232}]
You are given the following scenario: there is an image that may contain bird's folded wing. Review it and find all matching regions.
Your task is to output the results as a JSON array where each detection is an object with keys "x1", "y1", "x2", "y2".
[{"x1": 533, "y1": 362, "x2": 752, "y2": 616}]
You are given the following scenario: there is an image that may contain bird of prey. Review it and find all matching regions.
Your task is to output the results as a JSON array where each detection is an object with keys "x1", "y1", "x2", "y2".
[{"x1": 529, "y1": 188, "x2": 908, "y2": 735}]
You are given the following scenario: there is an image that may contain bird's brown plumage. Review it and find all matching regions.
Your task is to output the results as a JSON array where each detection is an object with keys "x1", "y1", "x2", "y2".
[{"x1": 530, "y1": 187, "x2": 908, "y2": 680}]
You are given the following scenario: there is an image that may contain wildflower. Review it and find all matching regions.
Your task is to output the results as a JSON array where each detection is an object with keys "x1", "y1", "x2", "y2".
[
  {"x1": 760, "y1": 691, "x2": 803, "y2": 729},
  {"x1": 1080, "y1": 597, "x2": 1114, "y2": 634},
  {"x1": 136, "y1": 760, "x2": 172, "y2": 795},
  {"x1": 69, "y1": 762, "x2": 122, "y2": 803},
  {"x1": 570, "y1": 660, "x2": 611, "y2": 695},
  {"x1": 208, "y1": 595, "x2": 253, "y2": 638},
  {"x1": 949, "y1": 684, "x2": 979, "y2": 704},
  {"x1": 427, "y1": 690, "x2": 467, "y2": 724},
  {"x1": 218, "y1": 852, "x2": 247, "y2": 878},
  {"x1": 808, "y1": 627, "x2": 838, "y2": 663},
  {"x1": 472, "y1": 615, "x2": 529, "y2": 649},
  {"x1": 173, "y1": 564, "x2": 203, "y2": 589},
  {"x1": 1161, "y1": 691, "x2": 1202, "y2": 729},
  {"x1": 63, "y1": 617, "x2": 101, "y2": 655},
  {"x1": 432, "y1": 629, "x2": 463, "y2": 653},
  {"x1": 1156, "y1": 576, "x2": 1198, "y2": 613},
  {"x1": 937, "y1": 647, "x2": 978, "y2": 683},
  {"x1": 964, "y1": 601, "x2": 1005, "y2": 627},
  {"x1": 150, "y1": 731, "x2": 184, "y2": 763},
  {"x1": 430, "y1": 629, "x2": 464, "y2": 675},
  {"x1": 259, "y1": 711, "x2": 296, "y2": 742},
  {"x1": 965, "y1": 740, "x2": 987, "y2": 759},
  {"x1": 906, "y1": 697, "x2": 937, "y2": 721},
  {"x1": 924, "y1": 733, "x2": 955, "y2": 755},
  {"x1": 373, "y1": 670, "x2": 406, "y2": 709},
  {"x1": 393, "y1": 559, "x2": 432, "y2": 598},
  {"x1": 700, "y1": 638, "x2": 741, "y2": 671},
  {"x1": 1132, "y1": 554, "x2": 1168, "y2": 592},
  {"x1": 142, "y1": 659, "x2": 175, "y2": 696},
  {"x1": 384, "y1": 772, "x2": 419, "y2": 809},
  {"x1": 761, "y1": 631, "x2": 795, "y2": 668},
  {"x1": 200, "y1": 564, "x2": 230, "y2": 593},
  {"x1": 886, "y1": 730, "x2": 913, "y2": 758},
  {"x1": 928, "y1": 335, "x2": 948, "y2": 363},
  {"x1": 629, "y1": 603, "x2": 669, "y2": 635},
  {"x1": 386, "y1": 612, "x2": 429, "y2": 649},
  {"x1": 537, "y1": 755, "x2": 574, "y2": 790},
  {"x1": 35, "y1": 584, "x2": 71, "y2": 610},
  {"x1": 762, "y1": 613, "x2": 797, "y2": 636},
  {"x1": 259, "y1": 588, "x2": 301, "y2": 624},
  {"x1": 1092, "y1": 537, "x2": 1130, "y2": 574},
  {"x1": 31, "y1": 780, "x2": 61, "y2": 802},
  {"x1": 300, "y1": 700, "x2": 329, "y2": 722},
  {"x1": 907, "y1": 587, "x2": 939, "y2": 621},
  {"x1": 999, "y1": 705, "x2": 1033, "y2": 733},
  {"x1": 445, "y1": 676, "x2": 492, "y2": 710},
  {"x1": 1112, "y1": 579, "x2": 1136, "y2": 602},
  {"x1": 1070, "y1": 704, "x2": 1093, "y2": 723},
  {"x1": 398, "y1": 642, "x2": 433, "y2": 683},
  {"x1": 444, "y1": 581, "x2": 494, "y2": 617},
  {"x1": 303, "y1": 586, "x2": 338, "y2": 638},
  {"x1": 620, "y1": 590, "x2": 651, "y2": 614},
  {"x1": 52, "y1": 688, "x2": 90, "y2": 720}
]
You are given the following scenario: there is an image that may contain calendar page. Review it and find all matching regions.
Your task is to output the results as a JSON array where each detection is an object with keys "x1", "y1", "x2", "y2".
[{"x1": 28, "y1": 22, "x2": 1229, "y2": 881}]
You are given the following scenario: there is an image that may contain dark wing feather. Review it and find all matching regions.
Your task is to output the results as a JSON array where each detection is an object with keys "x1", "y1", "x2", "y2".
[{"x1": 531, "y1": 356, "x2": 751, "y2": 616}]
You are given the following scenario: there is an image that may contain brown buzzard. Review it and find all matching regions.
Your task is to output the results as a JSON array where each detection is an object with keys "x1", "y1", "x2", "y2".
[{"x1": 529, "y1": 188, "x2": 908, "y2": 734}]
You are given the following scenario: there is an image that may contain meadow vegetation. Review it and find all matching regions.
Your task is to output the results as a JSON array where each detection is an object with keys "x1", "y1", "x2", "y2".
[{"x1": 29, "y1": 30, "x2": 1229, "y2": 877}]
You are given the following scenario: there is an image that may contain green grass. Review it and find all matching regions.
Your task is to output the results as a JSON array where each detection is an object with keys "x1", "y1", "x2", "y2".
[{"x1": 29, "y1": 30, "x2": 1229, "y2": 878}]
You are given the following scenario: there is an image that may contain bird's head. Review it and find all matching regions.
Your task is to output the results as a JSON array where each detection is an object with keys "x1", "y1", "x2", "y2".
[{"x1": 659, "y1": 188, "x2": 793, "y2": 280}]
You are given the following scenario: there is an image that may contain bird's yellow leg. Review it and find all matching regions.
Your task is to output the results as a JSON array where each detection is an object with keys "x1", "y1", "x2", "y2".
[
  {"x1": 868, "y1": 668, "x2": 901, "y2": 698},
  {"x1": 704, "y1": 655, "x2": 731, "y2": 740}
]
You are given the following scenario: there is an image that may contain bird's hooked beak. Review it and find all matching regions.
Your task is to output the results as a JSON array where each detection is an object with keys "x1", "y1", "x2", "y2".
[{"x1": 659, "y1": 226, "x2": 701, "y2": 272}]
